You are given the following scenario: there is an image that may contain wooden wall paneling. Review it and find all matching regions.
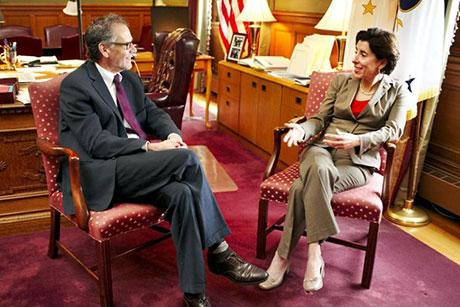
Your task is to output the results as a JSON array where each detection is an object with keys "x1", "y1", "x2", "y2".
[
  {"x1": 270, "y1": 11, "x2": 338, "y2": 66},
  {"x1": 35, "y1": 14, "x2": 60, "y2": 42},
  {"x1": 0, "y1": 4, "x2": 151, "y2": 43}
]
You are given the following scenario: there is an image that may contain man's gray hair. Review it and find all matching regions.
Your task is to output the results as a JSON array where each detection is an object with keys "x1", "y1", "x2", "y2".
[{"x1": 85, "y1": 13, "x2": 128, "y2": 62}]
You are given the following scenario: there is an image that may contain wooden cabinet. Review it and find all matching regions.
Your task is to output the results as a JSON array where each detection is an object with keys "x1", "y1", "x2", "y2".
[
  {"x1": 218, "y1": 64, "x2": 241, "y2": 132},
  {"x1": 218, "y1": 61, "x2": 309, "y2": 165},
  {"x1": 280, "y1": 88, "x2": 309, "y2": 164},
  {"x1": 254, "y1": 79, "x2": 282, "y2": 153},
  {"x1": 0, "y1": 102, "x2": 49, "y2": 229},
  {"x1": 239, "y1": 74, "x2": 282, "y2": 153}
]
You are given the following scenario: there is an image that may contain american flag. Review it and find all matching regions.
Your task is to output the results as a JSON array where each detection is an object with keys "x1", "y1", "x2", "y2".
[{"x1": 216, "y1": 0, "x2": 248, "y2": 53}]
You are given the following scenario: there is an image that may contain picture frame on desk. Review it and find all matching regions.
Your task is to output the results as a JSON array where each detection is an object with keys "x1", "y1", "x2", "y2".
[{"x1": 227, "y1": 33, "x2": 247, "y2": 62}]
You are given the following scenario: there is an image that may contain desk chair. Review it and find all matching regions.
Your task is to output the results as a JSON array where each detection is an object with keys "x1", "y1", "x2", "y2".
[
  {"x1": 29, "y1": 75, "x2": 171, "y2": 307},
  {"x1": 0, "y1": 25, "x2": 32, "y2": 38},
  {"x1": 44, "y1": 24, "x2": 78, "y2": 48},
  {"x1": 60, "y1": 33, "x2": 86, "y2": 60},
  {"x1": 145, "y1": 28, "x2": 199, "y2": 129},
  {"x1": 256, "y1": 71, "x2": 396, "y2": 288},
  {"x1": 7, "y1": 35, "x2": 42, "y2": 56}
]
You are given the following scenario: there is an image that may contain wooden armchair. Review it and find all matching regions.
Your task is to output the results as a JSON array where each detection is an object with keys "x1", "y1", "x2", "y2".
[
  {"x1": 256, "y1": 71, "x2": 396, "y2": 288},
  {"x1": 29, "y1": 75, "x2": 171, "y2": 306},
  {"x1": 145, "y1": 28, "x2": 199, "y2": 129}
]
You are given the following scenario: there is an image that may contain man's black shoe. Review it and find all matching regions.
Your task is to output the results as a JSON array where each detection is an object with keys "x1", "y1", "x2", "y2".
[
  {"x1": 208, "y1": 247, "x2": 268, "y2": 284},
  {"x1": 183, "y1": 293, "x2": 211, "y2": 307}
]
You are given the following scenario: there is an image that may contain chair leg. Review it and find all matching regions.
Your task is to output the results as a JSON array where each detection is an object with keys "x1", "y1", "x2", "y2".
[
  {"x1": 96, "y1": 240, "x2": 113, "y2": 307},
  {"x1": 48, "y1": 208, "x2": 61, "y2": 259},
  {"x1": 256, "y1": 199, "x2": 269, "y2": 259},
  {"x1": 361, "y1": 222, "x2": 380, "y2": 288}
]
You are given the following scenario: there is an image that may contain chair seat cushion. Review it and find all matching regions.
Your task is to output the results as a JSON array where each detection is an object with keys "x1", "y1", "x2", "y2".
[
  {"x1": 50, "y1": 191, "x2": 166, "y2": 241},
  {"x1": 260, "y1": 162, "x2": 383, "y2": 223}
]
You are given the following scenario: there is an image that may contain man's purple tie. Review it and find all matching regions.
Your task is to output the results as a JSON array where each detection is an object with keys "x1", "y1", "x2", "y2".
[{"x1": 114, "y1": 74, "x2": 147, "y2": 140}]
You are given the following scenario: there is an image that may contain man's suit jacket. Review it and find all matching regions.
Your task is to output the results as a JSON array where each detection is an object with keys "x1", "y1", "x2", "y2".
[
  {"x1": 300, "y1": 73, "x2": 414, "y2": 169},
  {"x1": 59, "y1": 61, "x2": 180, "y2": 215}
]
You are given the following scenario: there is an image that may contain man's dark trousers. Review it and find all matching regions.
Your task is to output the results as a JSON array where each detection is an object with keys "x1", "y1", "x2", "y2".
[{"x1": 114, "y1": 148, "x2": 230, "y2": 293}]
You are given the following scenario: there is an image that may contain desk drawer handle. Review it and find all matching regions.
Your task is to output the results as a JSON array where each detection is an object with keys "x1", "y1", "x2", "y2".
[
  {"x1": 251, "y1": 81, "x2": 257, "y2": 88},
  {"x1": 295, "y1": 97, "x2": 302, "y2": 105},
  {"x1": 227, "y1": 72, "x2": 231, "y2": 78},
  {"x1": 261, "y1": 84, "x2": 266, "y2": 92},
  {"x1": 226, "y1": 86, "x2": 230, "y2": 92},
  {"x1": 226, "y1": 100, "x2": 230, "y2": 106}
]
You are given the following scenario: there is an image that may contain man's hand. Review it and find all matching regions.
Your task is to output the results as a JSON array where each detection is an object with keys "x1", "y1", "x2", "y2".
[
  {"x1": 323, "y1": 130, "x2": 360, "y2": 149},
  {"x1": 283, "y1": 123, "x2": 306, "y2": 147},
  {"x1": 167, "y1": 134, "x2": 188, "y2": 148},
  {"x1": 147, "y1": 135, "x2": 187, "y2": 151}
]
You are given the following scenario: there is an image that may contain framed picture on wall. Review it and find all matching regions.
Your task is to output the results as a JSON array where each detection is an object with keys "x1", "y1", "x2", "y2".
[{"x1": 227, "y1": 33, "x2": 247, "y2": 62}]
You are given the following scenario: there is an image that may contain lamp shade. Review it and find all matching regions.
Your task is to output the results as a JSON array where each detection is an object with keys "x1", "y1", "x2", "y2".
[
  {"x1": 63, "y1": 0, "x2": 78, "y2": 16},
  {"x1": 237, "y1": 0, "x2": 276, "y2": 23},
  {"x1": 315, "y1": 0, "x2": 352, "y2": 34}
]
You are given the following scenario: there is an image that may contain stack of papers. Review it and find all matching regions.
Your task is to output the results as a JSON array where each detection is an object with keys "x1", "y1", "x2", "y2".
[
  {"x1": 238, "y1": 56, "x2": 290, "y2": 70},
  {"x1": 17, "y1": 55, "x2": 58, "y2": 65},
  {"x1": 268, "y1": 71, "x2": 310, "y2": 87},
  {"x1": 57, "y1": 59, "x2": 85, "y2": 68}
]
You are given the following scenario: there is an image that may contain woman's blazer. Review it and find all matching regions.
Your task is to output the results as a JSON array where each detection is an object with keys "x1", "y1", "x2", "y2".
[{"x1": 300, "y1": 73, "x2": 414, "y2": 169}]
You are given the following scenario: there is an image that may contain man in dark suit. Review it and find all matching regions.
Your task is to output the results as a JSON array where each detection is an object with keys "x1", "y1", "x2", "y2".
[{"x1": 59, "y1": 14, "x2": 267, "y2": 307}]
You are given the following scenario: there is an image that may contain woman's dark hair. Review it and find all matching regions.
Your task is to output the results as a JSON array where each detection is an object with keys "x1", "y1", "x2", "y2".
[
  {"x1": 356, "y1": 27, "x2": 399, "y2": 74},
  {"x1": 85, "y1": 14, "x2": 128, "y2": 62}
]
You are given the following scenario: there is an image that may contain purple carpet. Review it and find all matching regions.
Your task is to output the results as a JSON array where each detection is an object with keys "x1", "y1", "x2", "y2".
[{"x1": 0, "y1": 118, "x2": 459, "y2": 307}]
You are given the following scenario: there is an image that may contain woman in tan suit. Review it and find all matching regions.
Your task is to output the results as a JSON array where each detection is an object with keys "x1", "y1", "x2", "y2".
[{"x1": 259, "y1": 28, "x2": 414, "y2": 293}]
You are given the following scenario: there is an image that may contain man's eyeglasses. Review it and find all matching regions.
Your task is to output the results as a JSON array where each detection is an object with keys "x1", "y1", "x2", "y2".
[{"x1": 106, "y1": 41, "x2": 135, "y2": 50}]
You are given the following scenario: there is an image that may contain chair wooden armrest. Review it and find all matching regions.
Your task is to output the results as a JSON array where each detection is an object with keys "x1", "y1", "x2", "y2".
[
  {"x1": 381, "y1": 142, "x2": 396, "y2": 211},
  {"x1": 37, "y1": 137, "x2": 90, "y2": 231},
  {"x1": 262, "y1": 115, "x2": 307, "y2": 180},
  {"x1": 145, "y1": 92, "x2": 168, "y2": 108},
  {"x1": 287, "y1": 116, "x2": 307, "y2": 124}
]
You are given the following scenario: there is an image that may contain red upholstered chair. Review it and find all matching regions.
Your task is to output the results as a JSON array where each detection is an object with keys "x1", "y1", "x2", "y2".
[
  {"x1": 7, "y1": 35, "x2": 42, "y2": 56},
  {"x1": 60, "y1": 33, "x2": 86, "y2": 60},
  {"x1": 0, "y1": 25, "x2": 32, "y2": 38},
  {"x1": 44, "y1": 24, "x2": 78, "y2": 48},
  {"x1": 29, "y1": 75, "x2": 170, "y2": 307},
  {"x1": 145, "y1": 28, "x2": 199, "y2": 129},
  {"x1": 256, "y1": 71, "x2": 396, "y2": 288}
]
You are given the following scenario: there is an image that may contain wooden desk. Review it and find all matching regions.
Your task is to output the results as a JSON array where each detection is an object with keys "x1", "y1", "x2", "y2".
[
  {"x1": 0, "y1": 67, "x2": 75, "y2": 229},
  {"x1": 133, "y1": 52, "x2": 214, "y2": 128},
  {"x1": 133, "y1": 51, "x2": 154, "y2": 79},
  {"x1": 0, "y1": 93, "x2": 49, "y2": 226}
]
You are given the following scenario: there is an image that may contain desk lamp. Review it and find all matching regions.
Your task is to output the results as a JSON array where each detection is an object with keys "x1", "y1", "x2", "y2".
[
  {"x1": 314, "y1": 0, "x2": 352, "y2": 71},
  {"x1": 237, "y1": 0, "x2": 276, "y2": 58},
  {"x1": 63, "y1": 0, "x2": 84, "y2": 59}
]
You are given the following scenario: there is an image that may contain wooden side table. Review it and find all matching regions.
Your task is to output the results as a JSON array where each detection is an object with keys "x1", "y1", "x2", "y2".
[{"x1": 190, "y1": 55, "x2": 214, "y2": 129}]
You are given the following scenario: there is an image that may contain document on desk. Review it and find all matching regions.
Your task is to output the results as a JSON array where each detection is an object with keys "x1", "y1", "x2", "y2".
[
  {"x1": 16, "y1": 88, "x2": 31, "y2": 104},
  {"x1": 238, "y1": 56, "x2": 290, "y2": 70}
]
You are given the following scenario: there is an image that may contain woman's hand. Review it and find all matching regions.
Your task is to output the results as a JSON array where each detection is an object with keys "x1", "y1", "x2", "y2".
[
  {"x1": 283, "y1": 123, "x2": 306, "y2": 147},
  {"x1": 323, "y1": 131, "x2": 360, "y2": 149}
]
